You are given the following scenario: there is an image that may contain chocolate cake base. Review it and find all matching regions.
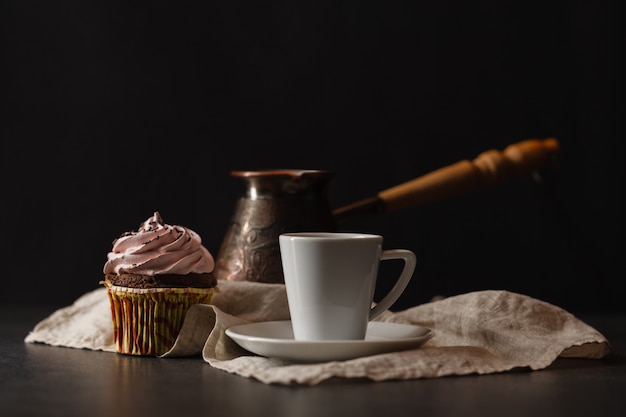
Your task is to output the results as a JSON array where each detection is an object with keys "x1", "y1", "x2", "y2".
[{"x1": 104, "y1": 272, "x2": 217, "y2": 289}]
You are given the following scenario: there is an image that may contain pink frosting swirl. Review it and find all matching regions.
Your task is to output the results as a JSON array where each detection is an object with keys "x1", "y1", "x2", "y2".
[{"x1": 103, "y1": 212, "x2": 215, "y2": 275}]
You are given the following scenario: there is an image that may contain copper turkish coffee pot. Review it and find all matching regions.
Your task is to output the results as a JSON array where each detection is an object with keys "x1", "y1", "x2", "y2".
[{"x1": 214, "y1": 138, "x2": 560, "y2": 283}]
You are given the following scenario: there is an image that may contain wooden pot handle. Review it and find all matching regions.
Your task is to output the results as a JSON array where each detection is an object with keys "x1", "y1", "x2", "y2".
[{"x1": 333, "y1": 138, "x2": 560, "y2": 222}]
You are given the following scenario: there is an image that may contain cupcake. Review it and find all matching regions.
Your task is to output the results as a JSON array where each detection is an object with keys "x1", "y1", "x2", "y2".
[{"x1": 102, "y1": 212, "x2": 219, "y2": 356}]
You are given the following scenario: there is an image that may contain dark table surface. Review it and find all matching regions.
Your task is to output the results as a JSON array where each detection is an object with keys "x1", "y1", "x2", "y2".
[{"x1": 2, "y1": 305, "x2": 625, "y2": 417}]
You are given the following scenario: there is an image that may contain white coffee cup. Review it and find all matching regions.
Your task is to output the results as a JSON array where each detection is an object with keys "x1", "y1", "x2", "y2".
[{"x1": 279, "y1": 232, "x2": 416, "y2": 341}]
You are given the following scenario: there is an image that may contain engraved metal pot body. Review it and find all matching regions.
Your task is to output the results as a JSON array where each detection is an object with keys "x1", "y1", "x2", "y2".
[{"x1": 214, "y1": 170, "x2": 336, "y2": 283}]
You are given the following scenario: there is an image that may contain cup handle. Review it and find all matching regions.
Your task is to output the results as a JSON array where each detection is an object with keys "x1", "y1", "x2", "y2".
[{"x1": 369, "y1": 249, "x2": 417, "y2": 320}]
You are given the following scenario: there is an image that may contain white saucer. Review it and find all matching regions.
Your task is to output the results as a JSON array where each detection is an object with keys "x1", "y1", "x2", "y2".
[{"x1": 225, "y1": 320, "x2": 434, "y2": 362}]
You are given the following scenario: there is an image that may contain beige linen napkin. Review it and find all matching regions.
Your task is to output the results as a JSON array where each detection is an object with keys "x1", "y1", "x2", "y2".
[{"x1": 25, "y1": 280, "x2": 611, "y2": 385}]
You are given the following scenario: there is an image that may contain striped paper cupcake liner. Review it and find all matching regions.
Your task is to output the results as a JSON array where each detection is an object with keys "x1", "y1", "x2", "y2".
[{"x1": 103, "y1": 281, "x2": 218, "y2": 356}]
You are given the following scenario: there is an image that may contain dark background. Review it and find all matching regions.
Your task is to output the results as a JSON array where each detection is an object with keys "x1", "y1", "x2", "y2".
[{"x1": 1, "y1": 1, "x2": 623, "y2": 313}]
